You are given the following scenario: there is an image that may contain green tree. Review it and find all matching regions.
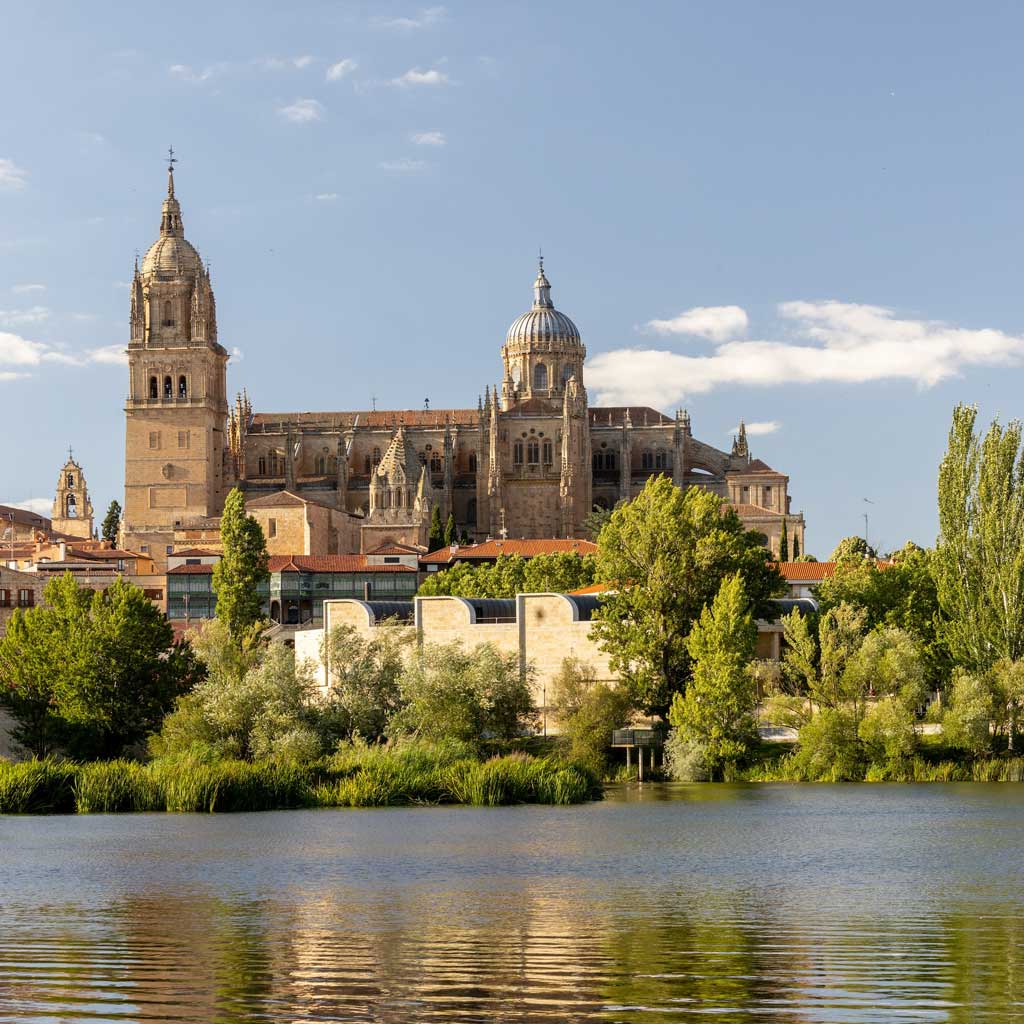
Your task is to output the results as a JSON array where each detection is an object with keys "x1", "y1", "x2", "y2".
[
  {"x1": 100, "y1": 500, "x2": 122, "y2": 544},
  {"x1": 0, "y1": 574, "x2": 196, "y2": 758},
  {"x1": 592, "y1": 476, "x2": 784, "y2": 715},
  {"x1": 934, "y1": 404, "x2": 1024, "y2": 671},
  {"x1": 417, "y1": 553, "x2": 596, "y2": 598},
  {"x1": 323, "y1": 623, "x2": 412, "y2": 741},
  {"x1": 829, "y1": 535, "x2": 878, "y2": 563},
  {"x1": 428, "y1": 506, "x2": 444, "y2": 550},
  {"x1": 942, "y1": 659, "x2": 1024, "y2": 755},
  {"x1": 444, "y1": 512, "x2": 456, "y2": 548},
  {"x1": 779, "y1": 521, "x2": 789, "y2": 561},
  {"x1": 792, "y1": 533, "x2": 801, "y2": 559},
  {"x1": 212, "y1": 488, "x2": 269, "y2": 644},
  {"x1": 668, "y1": 574, "x2": 758, "y2": 779}
]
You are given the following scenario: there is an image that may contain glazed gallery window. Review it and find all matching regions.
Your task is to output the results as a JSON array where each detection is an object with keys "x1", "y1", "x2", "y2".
[
  {"x1": 513, "y1": 442, "x2": 524, "y2": 466},
  {"x1": 527, "y1": 441, "x2": 540, "y2": 465},
  {"x1": 543, "y1": 441, "x2": 553, "y2": 465}
]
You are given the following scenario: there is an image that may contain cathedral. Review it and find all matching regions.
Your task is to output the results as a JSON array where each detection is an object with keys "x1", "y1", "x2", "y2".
[{"x1": 121, "y1": 162, "x2": 805, "y2": 569}]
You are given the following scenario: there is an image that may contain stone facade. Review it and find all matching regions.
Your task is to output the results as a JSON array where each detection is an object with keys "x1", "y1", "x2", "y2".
[
  {"x1": 121, "y1": 166, "x2": 806, "y2": 565},
  {"x1": 50, "y1": 456, "x2": 94, "y2": 540},
  {"x1": 0, "y1": 566, "x2": 43, "y2": 638}
]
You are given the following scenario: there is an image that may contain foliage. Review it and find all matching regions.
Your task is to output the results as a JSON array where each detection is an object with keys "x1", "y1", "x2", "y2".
[
  {"x1": 444, "y1": 513, "x2": 456, "y2": 548},
  {"x1": 551, "y1": 657, "x2": 633, "y2": 778},
  {"x1": 584, "y1": 502, "x2": 620, "y2": 542},
  {"x1": 0, "y1": 574, "x2": 197, "y2": 759},
  {"x1": 593, "y1": 477, "x2": 785, "y2": 716},
  {"x1": 428, "y1": 505, "x2": 444, "y2": 550},
  {"x1": 829, "y1": 535, "x2": 878, "y2": 564},
  {"x1": 816, "y1": 541, "x2": 948, "y2": 690},
  {"x1": 942, "y1": 659, "x2": 1024, "y2": 756},
  {"x1": 664, "y1": 731, "x2": 711, "y2": 781},
  {"x1": 151, "y1": 619, "x2": 331, "y2": 761},
  {"x1": 779, "y1": 520, "x2": 789, "y2": 561},
  {"x1": 934, "y1": 404, "x2": 1024, "y2": 672},
  {"x1": 322, "y1": 624, "x2": 412, "y2": 741},
  {"x1": 417, "y1": 552, "x2": 597, "y2": 598},
  {"x1": 393, "y1": 641, "x2": 537, "y2": 742},
  {"x1": 791, "y1": 532, "x2": 800, "y2": 559},
  {"x1": 100, "y1": 500, "x2": 122, "y2": 544},
  {"x1": 668, "y1": 574, "x2": 758, "y2": 778},
  {"x1": 212, "y1": 488, "x2": 269, "y2": 644}
]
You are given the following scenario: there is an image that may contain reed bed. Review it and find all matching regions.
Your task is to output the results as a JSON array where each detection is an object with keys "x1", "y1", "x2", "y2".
[
  {"x1": 0, "y1": 744, "x2": 600, "y2": 815},
  {"x1": 739, "y1": 753, "x2": 1024, "y2": 783}
]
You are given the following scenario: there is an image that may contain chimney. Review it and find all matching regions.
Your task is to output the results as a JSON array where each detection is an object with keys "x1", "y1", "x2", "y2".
[{"x1": 59, "y1": 541, "x2": 67, "y2": 561}]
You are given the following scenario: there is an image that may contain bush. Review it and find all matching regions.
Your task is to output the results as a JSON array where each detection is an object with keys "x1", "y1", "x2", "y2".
[
  {"x1": 789, "y1": 709, "x2": 865, "y2": 781},
  {"x1": 664, "y1": 731, "x2": 710, "y2": 782}
]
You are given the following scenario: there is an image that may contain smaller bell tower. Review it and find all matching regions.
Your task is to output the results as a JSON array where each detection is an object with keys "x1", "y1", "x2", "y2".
[{"x1": 52, "y1": 450, "x2": 94, "y2": 540}]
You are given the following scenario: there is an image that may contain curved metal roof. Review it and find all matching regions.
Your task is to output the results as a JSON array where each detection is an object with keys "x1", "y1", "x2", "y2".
[
  {"x1": 565, "y1": 594, "x2": 603, "y2": 621},
  {"x1": 467, "y1": 598, "x2": 517, "y2": 622},
  {"x1": 364, "y1": 600, "x2": 415, "y2": 624}
]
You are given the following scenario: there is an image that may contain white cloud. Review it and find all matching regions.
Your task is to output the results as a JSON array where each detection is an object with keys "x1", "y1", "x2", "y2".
[
  {"x1": 169, "y1": 63, "x2": 221, "y2": 83},
  {"x1": 326, "y1": 58, "x2": 358, "y2": 81},
  {"x1": 279, "y1": 98, "x2": 325, "y2": 123},
  {"x1": 314, "y1": 192, "x2": 338, "y2": 201},
  {"x1": 258, "y1": 55, "x2": 316, "y2": 71},
  {"x1": 87, "y1": 345, "x2": 127, "y2": 365},
  {"x1": 587, "y1": 300, "x2": 1024, "y2": 407},
  {"x1": 379, "y1": 158, "x2": 427, "y2": 173},
  {"x1": 645, "y1": 304, "x2": 749, "y2": 341},
  {"x1": 727, "y1": 421, "x2": 780, "y2": 437},
  {"x1": 0, "y1": 307, "x2": 50, "y2": 328},
  {"x1": 11, "y1": 284, "x2": 45, "y2": 294},
  {"x1": 411, "y1": 130, "x2": 446, "y2": 146},
  {"x1": 230, "y1": 346, "x2": 244, "y2": 361},
  {"x1": 4, "y1": 498, "x2": 51, "y2": 515},
  {"x1": 0, "y1": 330, "x2": 125, "y2": 372},
  {"x1": 0, "y1": 372, "x2": 28, "y2": 382},
  {"x1": 372, "y1": 6, "x2": 446, "y2": 30},
  {"x1": 391, "y1": 67, "x2": 450, "y2": 87},
  {"x1": 0, "y1": 158, "x2": 28, "y2": 190}
]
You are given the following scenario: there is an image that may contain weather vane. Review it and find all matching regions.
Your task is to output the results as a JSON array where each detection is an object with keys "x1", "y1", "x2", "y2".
[{"x1": 167, "y1": 146, "x2": 177, "y2": 175}]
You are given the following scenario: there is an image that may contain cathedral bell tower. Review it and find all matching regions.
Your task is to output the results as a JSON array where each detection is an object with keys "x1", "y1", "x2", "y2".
[
  {"x1": 122, "y1": 151, "x2": 229, "y2": 567},
  {"x1": 51, "y1": 451, "x2": 94, "y2": 540}
]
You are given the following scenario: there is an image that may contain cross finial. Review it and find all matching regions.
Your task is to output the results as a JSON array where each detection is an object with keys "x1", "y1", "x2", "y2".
[
  {"x1": 538, "y1": 247, "x2": 543, "y2": 274},
  {"x1": 167, "y1": 146, "x2": 177, "y2": 172},
  {"x1": 424, "y1": 397, "x2": 430, "y2": 410},
  {"x1": 371, "y1": 395, "x2": 377, "y2": 412},
  {"x1": 67, "y1": 444, "x2": 74, "y2": 462}
]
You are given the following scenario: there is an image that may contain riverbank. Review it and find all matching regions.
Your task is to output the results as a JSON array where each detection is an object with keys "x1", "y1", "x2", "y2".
[{"x1": 0, "y1": 742, "x2": 601, "y2": 814}]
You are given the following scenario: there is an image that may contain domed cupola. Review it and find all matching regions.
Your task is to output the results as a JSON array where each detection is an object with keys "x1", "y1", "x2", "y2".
[
  {"x1": 501, "y1": 257, "x2": 586, "y2": 405},
  {"x1": 140, "y1": 155, "x2": 204, "y2": 280}
]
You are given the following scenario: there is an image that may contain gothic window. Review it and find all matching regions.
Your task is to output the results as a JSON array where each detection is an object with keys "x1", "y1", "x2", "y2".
[
  {"x1": 315, "y1": 454, "x2": 326, "y2": 475},
  {"x1": 606, "y1": 451, "x2": 617, "y2": 471},
  {"x1": 641, "y1": 450, "x2": 653, "y2": 471},
  {"x1": 654, "y1": 450, "x2": 668, "y2": 470},
  {"x1": 513, "y1": 441, "x2": 524, "y2": 466},
  {"x1": 543, "y1": 441, "x2": 553, "y2": 465},
  {"x1": 533, "y1": 363, "x2": 549, "y2": 390},
  {"x1": 163, "y1": 376, "x2": 172, "y2": 399},
  {"x1": 269, "y1": 452, "x2": 282, "y2": 476},
  {"x1": 372, "y1": 447, "x2": 381, "y2": 466},
  {"x1": 593, "y1": 452, "x2": 602, "y2": 472},
  {"x1": 178, "y1": 375, "x2": 187, "y2": 399},
  {"x1": 149, "y1": 376, "x2": 158, "y2": 398},
  {"x1": 395, "y1": 490, "x2": 403, "y2": 509},
  {"x1": 430, "y1": 452, "x2": 442, "y2": 473},
  {"x1": 66, "y1": 495, "x2": 77, "y2": 518},
  {"x1": 468, "y1": 452, "x2": 477, "y2": 473},
  {"x1": 258, "y1": 456, "x2": 267, "y2": 476},
  {"x1": 527, "y1": 441, "x2": 540, "y2": 465},
  {"x1": 163, "y1": 300, "x2": 174, "y2": 327}
]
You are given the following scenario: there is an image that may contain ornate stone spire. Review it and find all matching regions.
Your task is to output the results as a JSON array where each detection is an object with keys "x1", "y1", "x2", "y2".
[
  {"x1": 731, "y1": 420, "x2": 750, "y2": 460},
  {"x1": 160, "y1": 147, "x2": 184, "y2": 238},
  {"x1": 533, "y1": 253, "x2": 553, "y2": 310}
]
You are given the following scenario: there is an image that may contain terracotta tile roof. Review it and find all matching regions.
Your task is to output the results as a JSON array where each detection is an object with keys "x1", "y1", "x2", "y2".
[
  {"x1": 421, "y1": 538, "x2": 598, "y2": 565},
  {"x1": 245, "y1": 490, "x2": 316, "y2": 509},
  {"x1": 589, "y1": 406, "x2": 673, "y2": 427},
  {"x1": 366, "y1": 543, "x2": 425, "y2": 555},
  {"x1": 267, "y1": 554, "x2": 417, "y2": 573},
  {"x1": 69, "y1": 548, "x2": 143, "y2": 561},
  {"x1": 171, "y1": 547, "x2": 219, "y2": 557},
  {"x1": 168, "y1": 563, "x2": 215, "y2": 575},
  {"x1": 728, "y1": 503, "x2": 777, "y2": 517},
  {"x1": 568, "y1": 582, "x2": 612, "y2": 595},
  {"x1": 775, "y1": 559, "x2": 892, "y2": 581},
  {"x1": 250, "y1": 409, "x2": 479, "y2": 430},
  {"x1": 0, "y1": 504, "x2": 52, "y2": 529}
]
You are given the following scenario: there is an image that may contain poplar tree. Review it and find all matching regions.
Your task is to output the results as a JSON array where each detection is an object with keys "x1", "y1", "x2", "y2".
[
  {"x1": 934, "y1": 404, "x2": 1024, "y2": 670},
  {"x1": 444, "y1": 513, "x2": 456, "y2": 548},
  {"x1": 212, "y1": 488, "x2": 269, "y2": 644},
  {"x1": 792, "y1": 533, "x2": 801, "y2": 559},
  {"x1": 779, "y1": 520, "x2": 789, "y2": 561}
]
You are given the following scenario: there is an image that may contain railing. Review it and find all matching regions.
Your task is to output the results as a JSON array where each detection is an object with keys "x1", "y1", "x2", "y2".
[{"x1": 611, "y1": 728, "x2": 666, "y2": 748}]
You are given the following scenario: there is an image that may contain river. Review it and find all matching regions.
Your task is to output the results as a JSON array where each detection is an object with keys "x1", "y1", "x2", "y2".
[{"x1": 1, "y1": 783, "x2": 1021, "y2": 1022}]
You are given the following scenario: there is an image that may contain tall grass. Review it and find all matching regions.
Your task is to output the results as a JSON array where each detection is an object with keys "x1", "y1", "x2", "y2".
[
  {"x1": 739, "y1": 753, "x2": 1024, "y2": 783},
  {"x1": 0, "y1": 742, "x2": 601, "y2": 815}
]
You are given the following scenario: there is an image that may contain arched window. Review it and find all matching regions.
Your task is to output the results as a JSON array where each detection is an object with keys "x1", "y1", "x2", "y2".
[
  {"x1": 149, "y1": 376, "x2": 158, "y2": 398},
  {"x1": 533, "y1": 363, "x2": 548, "y2": 390},
  {"x1": 258, "y1": 456, "x2": 267, "y2": 476},
  {"x1": 66, "y1": 473, "x2": 75, "y2": 489},
  {"x1": 395, "y1": 490, "x2": 403, "y2": 508},
  {"x1": 606, "y1": 451, "x2": 617, "y2": 471},
  {"x1": 654, "y1": 450, "x2": 668, "y2": 470},
  {"x1": 66, "y1": 495, "x2": 77, "y2": 518},
  {"x1": 527, "y1": 441, "x2": 540, "y2": 465},
  {"x1": 641, "y1": 450, "x2": 653, "y2": 471},
  {"x1": 178, "y1": 375, "x2": 187, "y2": 399},
  {"x1": 513, "y1": 441, "x2": 524, "y2": 466},
  {"x1": 430, "y1": 452, "x2": 442, "y2": 473},
  {"x1": 562, "y1": 364, "x2": 573, "y2": 383},
  {"x1": 163, "y1": 300, "x2": 174, "y2": 327},
  {"x1": 269, "y1": 452, "x2": 282, "y2": 476},
  {"x1": 593, "y1": 452, "x2": 602, "y2": 472},
  {"x1": 372, "y1": 447, "x2": 381, "y2": 466},
  {"x1": 543, "y1": 440, "x2": 553, "y2": 465},
  {"x1": 163, "y1": 376, "x2": 172, "y2": 399},
  {"x1": 468, "y1": 452, "x2": 477, "y2": 473}
]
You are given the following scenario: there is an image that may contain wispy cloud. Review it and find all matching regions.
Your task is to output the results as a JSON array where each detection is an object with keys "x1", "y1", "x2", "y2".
[
  {"x1": 257, "y1": 55, "x2": 316, "y2": 71},
  {"x1": 3, "y1": 498, "x2": 51, "y2": 516},
  {"x1": 326, "y1": 58, "x2": 358, "y2": 81},
  {"x1": 169, "y1": 63, "x2": 223, "y2": 83},
  {"x1": 0, "y1": 330, "x2": 125, "y2": 375},
  {"x1": 379, "y1": 158, "x2": 427, "y2": 173},
  {"x1": 0, "y1": 307, "x2": 50, "y2": 328},
  {"x1": 314, "y1": 192, "x2": 338, "y2": 201},
  {"x1": 645, "y1": 304, "x2": 749, "y2": 342},
  {"x1": 372, "y1": 6, "x2": 446, "y2": 30},
  {"x1": 0, "y1": 158, "x2": 28, "y2": 190},
  {"x1": 279, "y1": 98, "x2": 325, "y2": 123},
  {"x1": 11, "y1": 284, "x2": 45, "y2": 295},
  {"x1": 391, "y1": 67, "x2": 450, "y2": 87},
  {"x1": 230, "y1": 346, "x2": 244, "y2": 361},
  {"x1": 588, "y1": 300, "x2": 1024, "y2": 407},
  {"x1": 86, "y1": 344, "x2": 127, "y2": 365},
  {"x1": 411, "y1": 130, "x2": 446, "y2": 146},
  {"x1": 727, "y1": 421, "x2": 781, "y2": 437}
]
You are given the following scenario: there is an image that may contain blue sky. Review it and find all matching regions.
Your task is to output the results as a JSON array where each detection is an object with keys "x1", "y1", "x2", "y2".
[{"x1": 2, "y1": 0, "x2": 1023, "y2": 557}]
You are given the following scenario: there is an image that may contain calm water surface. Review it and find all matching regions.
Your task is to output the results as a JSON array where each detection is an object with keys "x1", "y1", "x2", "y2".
[{"x1": 1, "y1": 783, "x2": 1023, "y2": 1023}]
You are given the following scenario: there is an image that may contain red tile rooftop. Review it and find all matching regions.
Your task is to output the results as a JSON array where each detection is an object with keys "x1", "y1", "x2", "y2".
[{"x1": 421, "y1": 538, "x2": 598, "y2": 564}]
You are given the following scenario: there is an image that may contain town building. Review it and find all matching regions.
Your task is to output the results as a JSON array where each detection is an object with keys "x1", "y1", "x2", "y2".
[
  {"x1": 420, "y1": 537, "x2": 597, "y2": 573},
  {"x1": 119, "y1": 160, "x2": 806, "y2": 570}
]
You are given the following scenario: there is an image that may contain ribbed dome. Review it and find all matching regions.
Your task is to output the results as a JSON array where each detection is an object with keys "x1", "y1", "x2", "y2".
[
  {"x1": 505, "y1": 261, "x2": 581, "y2": 347},
  {"x1": 141, "y1": 234, "x2": 203, "y2": 278}
]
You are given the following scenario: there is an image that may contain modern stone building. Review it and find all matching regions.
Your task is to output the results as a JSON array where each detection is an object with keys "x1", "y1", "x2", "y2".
[{"x1": 121, "y1": 162, "x2": 806, "y2": 568}]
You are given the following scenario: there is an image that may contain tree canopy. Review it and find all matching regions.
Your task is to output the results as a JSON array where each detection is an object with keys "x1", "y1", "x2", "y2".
[
  {"x1": 829, "y1": 535, "x2": 878, "y2": 564},
  {"x1": 101, "y1": 500, "x2": 122, "y2": 544},
  {"x1": 592, "y1": 476, "x2": 784, "y2": 715},
  {"x1": 212, "y1": 488, "x2": 269, "y2": 643},
  {"x1": 417, "y1": 552, "x2": 597, "y2": 598}
]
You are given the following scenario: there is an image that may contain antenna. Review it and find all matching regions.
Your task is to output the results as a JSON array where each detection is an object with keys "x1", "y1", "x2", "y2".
[{"x1": 863, "y1": 497, "x2": 874, "y2": 554}]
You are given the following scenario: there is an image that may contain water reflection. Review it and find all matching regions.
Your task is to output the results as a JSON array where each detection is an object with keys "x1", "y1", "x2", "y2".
[{"x1": 1, "y1": 785, "x2": 1022, "y2": 1022}]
